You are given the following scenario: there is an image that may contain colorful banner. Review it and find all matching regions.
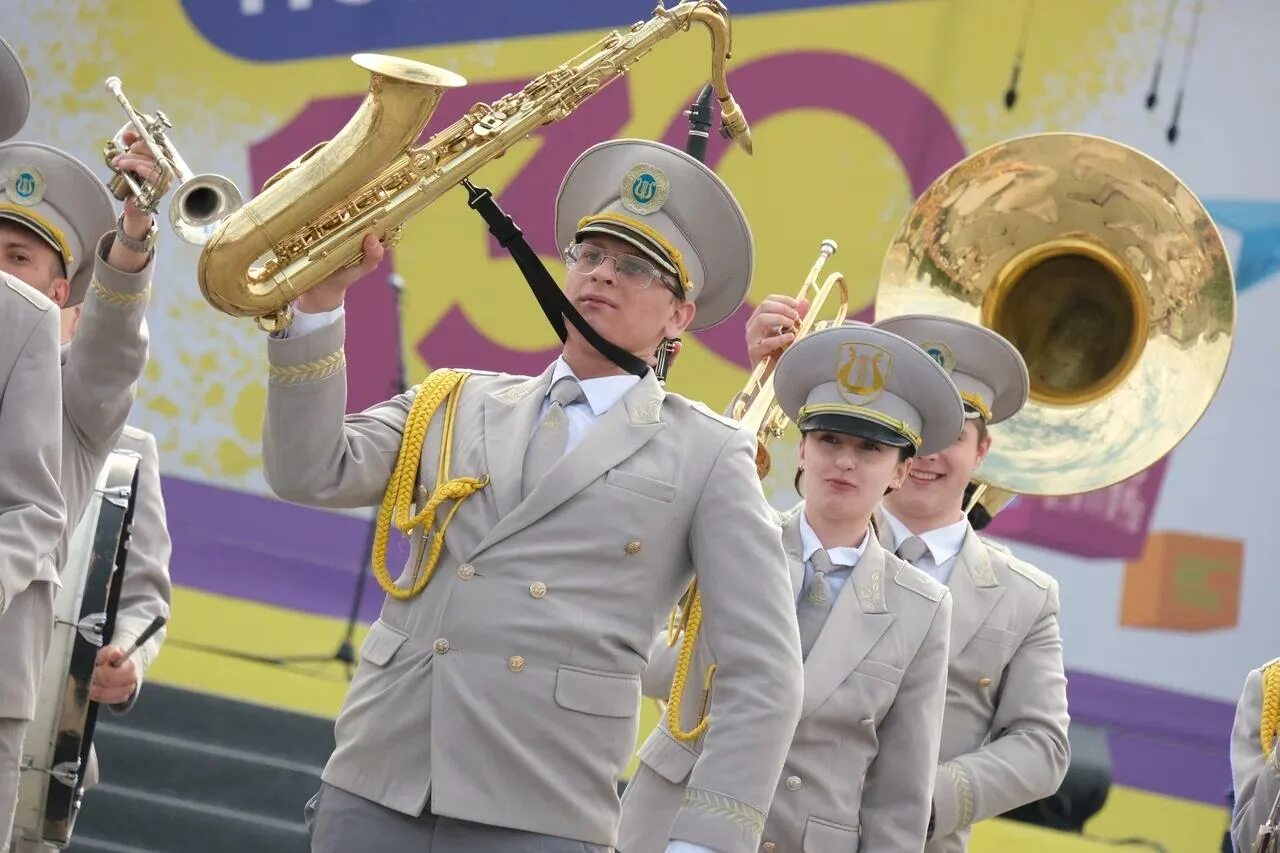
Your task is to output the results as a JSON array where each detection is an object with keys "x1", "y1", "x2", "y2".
[{"x1": 9, "y1": 0, "x2": 1280, "y2": 838}]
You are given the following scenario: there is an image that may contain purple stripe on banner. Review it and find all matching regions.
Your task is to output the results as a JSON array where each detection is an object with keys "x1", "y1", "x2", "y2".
[
  {"x1": 164, "y1": 476, "x2": 1237, "y2": 804},
  {"x1": 163, "y1": 474, "x2": 403, "y2": 624},
  {"x1": 1066, "y1": 669, "x2": 1235, "y2": 805}
]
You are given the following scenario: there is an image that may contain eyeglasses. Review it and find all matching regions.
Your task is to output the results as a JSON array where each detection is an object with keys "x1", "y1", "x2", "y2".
[{"x1": 563, "y1": 242, "x2": 670, "y2": 291}]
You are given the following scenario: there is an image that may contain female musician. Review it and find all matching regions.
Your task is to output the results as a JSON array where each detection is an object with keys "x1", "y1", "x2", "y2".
[{"x1": 620, "y1": 322, "x2": 964, "y2": 852}]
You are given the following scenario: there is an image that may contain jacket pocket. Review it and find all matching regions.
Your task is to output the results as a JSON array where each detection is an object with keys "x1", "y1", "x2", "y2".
[
  {"x1": 854, "y1": 658, "x2": 905, "y2": 685},
  {"x1": 554, "y1": 664, "x2": 641, "y2": 718},
  {"x1": 974, "y1": 624, "x2": 1019, "y2": 647},
  {"x1": 636, "y1": 726, "x2": 699, "y2": 784},
  {"x1": 605, "y1": 469, "x2": 676, "y2": 503},
  {"x1": 803, "y1": 816, "x2": 861, "y2": 853},
  {"x1": 360, "y1": 619, "x2": 409, "y2": 667}
]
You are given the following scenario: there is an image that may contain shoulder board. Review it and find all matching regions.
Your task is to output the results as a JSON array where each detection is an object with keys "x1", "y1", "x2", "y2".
[
  {"x1": 687, "y1": 399, "x2": 741, "y2": 429},
  {"x1": 3, "y1": 272, "x2": 54, "y2": 310},
  {"x1": 774, "y1": 501, "x2": 803, "y2": 527},
  {"x1": 119, "y1": 424, "x2": 152, "y2": 442},
  {"x1": 893, "y1": 560, "x2": 947, "y2": 603},
  {"x1": 978, "y1": 535, "x2": 1054, "y2": 590},
  {"x1": 1260, "y1": 656, "x2": 1280, "y2": 674},
  {"x1": 981, "y1": 536, "x2": 1013, "y2": 556},
  {"x1": 455, "y1": 368, "x2": 500, "y2": 377}
]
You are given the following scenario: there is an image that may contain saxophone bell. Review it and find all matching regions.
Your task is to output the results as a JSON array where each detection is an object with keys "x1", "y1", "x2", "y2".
[{"x1": 103, "y1": 76, "x2": 245, "y2": 245}]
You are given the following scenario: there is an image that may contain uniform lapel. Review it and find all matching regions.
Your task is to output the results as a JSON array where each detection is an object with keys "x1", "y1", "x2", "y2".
[
  {"x1": 479, "y1": 364, "x2": 556, "y2": 521},
  {"x1": 800, "y1": 534, "x2": 895, "y2": 719},
  {"x1": 947, "y1": 525, "x2": 1005, "y2": 655},
  {"x1": 470, "y1": 371, "x2": 665, "y2": 557}
]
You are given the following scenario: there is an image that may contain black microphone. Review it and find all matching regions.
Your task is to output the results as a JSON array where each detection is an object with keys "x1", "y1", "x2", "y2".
[{"x1": 684, "y1": 83, "x2": 714, "y2": 163}]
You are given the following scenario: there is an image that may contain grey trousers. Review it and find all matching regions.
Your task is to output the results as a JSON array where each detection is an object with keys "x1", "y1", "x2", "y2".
[
  {"x1": 0, "y1": 718, "x2": 27, "y2": 853},
  {"x1": 306, "y1": 784, "x2": 612, "y2": 852}
]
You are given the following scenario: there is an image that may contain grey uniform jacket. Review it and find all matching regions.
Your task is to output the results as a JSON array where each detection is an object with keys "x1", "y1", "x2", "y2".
[
  {"x1": 0, "y1": 236, "x2": 151, "y2": 720},
  {"x1": 262, "y1": 316, "x2": 804, "y2": 853},
  {"x1": 0, "y1": 272, "x2": 63, "y2": 616},
  {"x1": 0, "y1": 273, "x2": 65, "y2": 728},
  {"x1": 622, "y1": 504, "x2": 952, "y2": 853},
  {"x1": 1231, "y1": 660, "x2": 1280, "y2": 853},
  {"x1": 874, "y1": 513, "x2": 1070, "y2": 852}
]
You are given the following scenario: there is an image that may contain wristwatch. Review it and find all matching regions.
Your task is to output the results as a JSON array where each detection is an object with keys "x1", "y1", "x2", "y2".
[{"x1": 115, "y1": 212, "x2": 159, "y2": 255}]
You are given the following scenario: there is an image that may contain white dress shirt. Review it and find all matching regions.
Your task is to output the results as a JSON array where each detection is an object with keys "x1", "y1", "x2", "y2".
[
  {"x1": 879, "y1": 506, "x2": 968, "y2": 584},
  {"x1": 540, "y1": 357, "x2": 638, "y2": 448},
  {"x1": 797, "y1": 510, "x2": 869, "y2": 601}
]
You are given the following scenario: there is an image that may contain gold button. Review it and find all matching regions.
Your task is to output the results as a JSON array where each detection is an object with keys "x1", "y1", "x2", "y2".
[
  {"x1": 529, "y1": 581, "x2": 547, "y2": 599},
  {"x1": 508, "y1": 655, "x2": 526, "y2": 672},
  {"x1": 762, "y1": 843, "x2": 776, "y2": 852},
  {"x1": 457, "y1": 563, "x2": 475, "y2": 580},
  {"x1": 785, "y1": 775, "x2": 802, "y2": 791},
  {"x1": 433, "y1": 638, "x2": 451, "y2": 654},
  {"x1": 625, "y1": 540, "x2": 641, "y2": 555},
  {"x1": 978, "y1": 677, "x2": 993, "y2": 688}
]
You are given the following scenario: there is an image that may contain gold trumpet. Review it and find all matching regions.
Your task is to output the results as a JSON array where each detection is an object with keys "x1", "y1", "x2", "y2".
[
  {"x1": 662, "y1": 239, "x2": 848, "y2": 743},
  {"x1": 197, "y1": 1, "x2": 753, "y2": 333},
  {"x1": 876, "y1": 132, "x2": 1235, "y2": 517},
  {"x1": 729, "y1": 239, "x2": 849, "y2": 477},
  {"x1": 103, "y1": 76, "x2": 244, "y2": 245}
]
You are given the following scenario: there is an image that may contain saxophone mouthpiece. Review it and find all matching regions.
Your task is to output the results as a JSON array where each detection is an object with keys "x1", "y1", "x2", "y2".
[{"x1": 718, "y1": 95, "x2": 753, "y2": 155}]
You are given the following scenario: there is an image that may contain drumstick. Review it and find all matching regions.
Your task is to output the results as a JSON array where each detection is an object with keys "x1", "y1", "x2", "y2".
[{"x1": 111, "y1": 615, "x2": 167, "y2": 667}]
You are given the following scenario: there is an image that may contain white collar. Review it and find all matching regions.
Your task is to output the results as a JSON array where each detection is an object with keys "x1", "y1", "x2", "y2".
[
  {"x1": 549, "y1": 356, "x2": 640, "y2": 416},
  {"x1": 799, "y1": 509, "x2": 869, "y2": 569},
  {"x1": 880, "y1": 506, "x2": 969, "y2": 566}
]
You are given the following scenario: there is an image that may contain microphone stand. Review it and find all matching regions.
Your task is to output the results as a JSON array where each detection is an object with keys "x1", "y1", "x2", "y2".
[{"x1": 170, "y1": 274, "x2": 409, "y2": 682}]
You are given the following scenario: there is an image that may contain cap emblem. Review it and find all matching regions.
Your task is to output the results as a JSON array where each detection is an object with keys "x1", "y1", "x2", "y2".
[
  {"x1": 6, "y1": 165, "x2": 44, "y2": 206},
  {"x1": 620, "y1": 163, "x2": 668, "y2": 215},
  {"x1": 921, "y1": 340, "x2": 956, "y2": 374},
  {"x1": 836, "y1": 341, "x2": 891, "y2": 404}
]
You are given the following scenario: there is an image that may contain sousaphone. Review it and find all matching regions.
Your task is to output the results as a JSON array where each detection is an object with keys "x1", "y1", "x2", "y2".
[{"x1": 876, "y1": 132, "x2": 1235, "y2": 515}]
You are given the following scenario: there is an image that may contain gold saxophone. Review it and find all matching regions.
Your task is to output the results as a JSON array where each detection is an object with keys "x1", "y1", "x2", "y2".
[
  {"x1": 197, "y1": 1, "x2": 753, "y2": 332},
  {"x1": 662, "y1": 240, "x2": 848, "y2": 742}
]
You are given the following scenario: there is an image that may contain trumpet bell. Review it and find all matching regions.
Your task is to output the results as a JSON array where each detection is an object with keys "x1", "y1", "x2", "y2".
[
  {"x1": 169, "y1": 174, "x2": 244, "y2": 245},
  {"x1": 877, "y1": 132, "x2": 1235, "y2": 497}
]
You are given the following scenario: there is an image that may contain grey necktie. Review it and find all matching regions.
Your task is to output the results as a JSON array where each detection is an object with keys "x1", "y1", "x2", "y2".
[
  {"x1": 796, "y1": 549, "x2": 836, "y2": 660},
  {"x1": 521, "y1": 377, "x2": 585, "y2": 499},
  {"x1": 897, "y1": 535, "x2": 929, "y2": 564}
]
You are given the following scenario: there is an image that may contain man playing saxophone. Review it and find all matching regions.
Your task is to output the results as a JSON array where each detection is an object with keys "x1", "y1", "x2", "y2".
[
  {"x1": 0, "y1": 35, "x2": 66, "y2": 847},
  {"x1": 621, "y1": 322, "x2": 962, "y2": 852},
  {"x1": 258, "y1": 138, "x2": 803, "y2": 853},
  {"x1": 745, "y1": 304, "x2": 1070, "y2": 851}
]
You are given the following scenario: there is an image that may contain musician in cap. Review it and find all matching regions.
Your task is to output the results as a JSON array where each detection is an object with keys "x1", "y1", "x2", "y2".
[
  {"x1": 7, "y1": 422, "x2": 173, "y2": 853},
  {"x1": 623, "y1": 322, "x2": 961, "y2": 852},
  {"x1": 1230, "y1": 658, "x2": 1280, "y2": 853},
  {"x1": 870, "y1": 314, "x2": 1068, "y2": 851},
  {"x1": 0, "y1": 42, "x2": 158, "y2": 847},
  {"x1": 258, "y1": 138, "x2": 802, "y2": 853},
  {"x1": 0, "y1": 36, "x2": 68, "y2": 847}
]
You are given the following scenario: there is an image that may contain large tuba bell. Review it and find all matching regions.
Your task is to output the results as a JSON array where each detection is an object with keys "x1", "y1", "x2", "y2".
[
  {"x1": 196, "y1": 1, "x2": 753, "y2": 333},
  {"x1": 876, "y1": 132, "x2": 1235, "y2": 515}
]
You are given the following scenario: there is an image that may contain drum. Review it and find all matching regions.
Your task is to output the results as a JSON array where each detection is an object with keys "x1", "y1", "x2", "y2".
[{"x1": 13, "y1": 449, "x2": 140, "y2": 849}]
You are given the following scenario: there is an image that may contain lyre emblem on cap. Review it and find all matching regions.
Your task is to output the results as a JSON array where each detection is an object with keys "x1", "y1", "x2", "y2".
[
  {"x1": 620, "y1": 163, "x2": 669, "y2": 215},
  {"x1": 6, "y1": 165, "x2": 45, "y2": 206},
  {"x1": 836, "y1": 342, "x2": 891, "y2": 404},
  {"x1": 921, "y1": 341, "x2": 956, "y2": 373}
]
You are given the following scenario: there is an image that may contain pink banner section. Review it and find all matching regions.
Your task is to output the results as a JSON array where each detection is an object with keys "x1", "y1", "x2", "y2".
[{"x1": 985, "y1": 458, "x2": 1170, "y2": 559}]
